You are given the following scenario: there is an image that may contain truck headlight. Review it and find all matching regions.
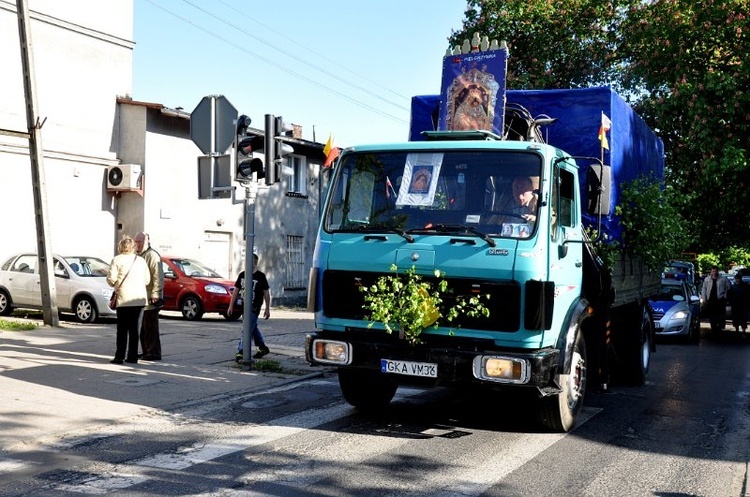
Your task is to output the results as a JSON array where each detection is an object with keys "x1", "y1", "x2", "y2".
[
  {"x1": 473, "y1": 355, "x2": 529, "y2": 384},
  {"x1": 311, "y1": 339, "x2": 351, "y2": 365}
]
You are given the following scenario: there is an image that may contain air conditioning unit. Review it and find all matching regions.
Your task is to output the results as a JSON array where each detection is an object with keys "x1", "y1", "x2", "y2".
[{"x1": 107, "y1": 164, "x2": 142, "y2": 191}]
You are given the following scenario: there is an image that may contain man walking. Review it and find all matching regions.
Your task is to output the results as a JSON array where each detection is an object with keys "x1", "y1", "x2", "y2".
[
  {"x1": 135, "y1": 232, "x2": 164, "y2": 360},
  {"x1": 228, "y1": 253, "x2": 271, "y2": 359},
  {"x1": 701, "y1": 265, "x2": 730, "y2": 333}
]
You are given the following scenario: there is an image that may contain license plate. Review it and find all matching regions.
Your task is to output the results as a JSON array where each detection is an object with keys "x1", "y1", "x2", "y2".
[{"x1": 381, "y1": 359, "x2": 437, "y2": 378}]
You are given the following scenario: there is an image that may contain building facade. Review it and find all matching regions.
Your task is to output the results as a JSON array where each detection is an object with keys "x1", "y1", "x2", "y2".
[{"x1": 1, "y1": 0, "x2": 327, "y2": 308}]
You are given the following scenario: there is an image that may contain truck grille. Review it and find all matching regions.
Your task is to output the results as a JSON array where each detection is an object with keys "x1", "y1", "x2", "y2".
[{"x1": 322, "y1": 269, "x2": 521, "y2": 332}]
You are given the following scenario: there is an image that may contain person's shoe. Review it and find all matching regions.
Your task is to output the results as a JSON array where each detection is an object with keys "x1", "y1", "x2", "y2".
[
  {"x1": 253, "y1": 347, "x2": 270, "y2": 359},
  {"x1": 141, "y1": 355, "x2": 161, "y2": 361},
  {"x1": 124, "y1": 359, "x2": 138, "y2": 364},
  {"x1": 110, "y1": 358, "x2": 123, "y2": 365},
  {"x1": 235, "y1": 351, "x2": 243, "y2": 363}
]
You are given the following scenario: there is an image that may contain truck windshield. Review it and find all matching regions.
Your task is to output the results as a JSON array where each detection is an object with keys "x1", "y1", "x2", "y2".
[{"x1": 324, "y1": 150, "x2": 542, "y2": 239}]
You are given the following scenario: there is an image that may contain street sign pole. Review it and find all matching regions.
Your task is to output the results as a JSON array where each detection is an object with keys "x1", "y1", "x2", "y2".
[
  {"x1": 240, "y1": 182, "x2": 257, "y2": 369},
  {"x1": 191, "y1": 95, "x2": 237, "y2": 199}
]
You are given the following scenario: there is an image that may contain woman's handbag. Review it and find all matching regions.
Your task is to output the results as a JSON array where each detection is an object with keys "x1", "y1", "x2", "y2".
[
  {"x1": 109, "y1": 255, "x2": 136, "y2": 311},
  {"x1": 109, "y1": 291, "x2": 118, "y2": 310}
]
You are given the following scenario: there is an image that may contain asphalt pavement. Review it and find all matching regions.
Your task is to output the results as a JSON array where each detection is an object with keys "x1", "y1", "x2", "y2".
[{"x1": 0, "y1": 308, "x2": 332, "y2": 453}]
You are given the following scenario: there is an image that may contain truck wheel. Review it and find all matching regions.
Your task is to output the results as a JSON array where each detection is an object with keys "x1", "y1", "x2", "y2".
[
  {"x1": 338, "y1": 368, "x2": 397, "y2": 411},
  {"x1": 625, "y1": 305, "x2": 652, "y2": 385},
  {"x1": 538, "y1": 331, "x2": 587, "y2": 432}
]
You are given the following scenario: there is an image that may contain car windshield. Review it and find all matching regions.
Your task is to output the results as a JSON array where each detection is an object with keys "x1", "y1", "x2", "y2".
[
  {"x1": 657, "y1": 285, "x2": 685, "y2": 301},
  {"x1": 323, "y1": 149, "x2": 543, "y2": 239},
  {"x1": 172, "y1": 258, "x2": 222, "y2": 278},
  {"x1": 64, "y1": 256, "x2": 110, "y2": 276}
]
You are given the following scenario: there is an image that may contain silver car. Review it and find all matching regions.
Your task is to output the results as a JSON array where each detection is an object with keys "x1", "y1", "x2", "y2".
[
  {"x1": 0, "y1": 254, "x2": 116, "y2": 323},
  {"x1": 649, "y1": 279, "x2": 701, "y2": 343}
]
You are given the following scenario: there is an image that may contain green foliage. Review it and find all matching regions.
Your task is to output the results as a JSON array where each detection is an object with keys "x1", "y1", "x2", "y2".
[
  {"x1": 454, "y1": 0, "x2": 637, "y2": 90},
  {"x1": 698, "y1": 247, "x2": 750, "y2": 274},
  {"x1": 360, "y1": 265, "x2": 490, "y2": 345},
  {"x1": 696, "y1": 253, "x2": 720, "y2": 276},
  {"x1": 615, "y1": 175, "x2": 689, "y2": 271},
  {"x1": 0, "y1": 318, "x2": 38, "y2": 331},
  {"x1": 585, "y1": 227, "x2": 619, "y2": 270},
  {"x1": 452, "y1": 0, "x2": 750, "y2": 253}
]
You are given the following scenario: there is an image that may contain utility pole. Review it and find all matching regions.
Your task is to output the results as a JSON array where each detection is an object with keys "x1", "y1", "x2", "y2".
[{"x1": 15, "y1": 0, "x2": 59, "y2": 326}]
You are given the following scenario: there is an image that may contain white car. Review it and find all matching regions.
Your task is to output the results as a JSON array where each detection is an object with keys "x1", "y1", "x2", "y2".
[{"x1": 0, "y1": 253, "x2": 116, "y2": 323}]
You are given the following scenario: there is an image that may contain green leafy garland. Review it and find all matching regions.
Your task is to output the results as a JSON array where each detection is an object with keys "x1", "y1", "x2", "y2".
[{"x1": 360, "y1": 265, "x2": 490, "y2": 345}]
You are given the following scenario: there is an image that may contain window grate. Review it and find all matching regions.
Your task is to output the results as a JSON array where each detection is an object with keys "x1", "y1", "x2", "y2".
[{"x1": 285, "y1": 235, "x2": 306, "y2": 288}]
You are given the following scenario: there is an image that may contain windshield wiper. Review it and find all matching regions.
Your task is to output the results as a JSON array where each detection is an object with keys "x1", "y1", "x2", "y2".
[
  {"x1": 411, "y1": 224, "x2": 496, "y2": 247},
  {"x1": 336, "y1": 223, "x2": 414, "y2": 242}
]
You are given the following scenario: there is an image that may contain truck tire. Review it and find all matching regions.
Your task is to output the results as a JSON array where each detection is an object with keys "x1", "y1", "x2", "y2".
[
  {"x1": 538, "y1": 331, "x2": 587, "y2": 432},
  {"x1": 624, "y1": 304, "x2": 652, "y2": 385},
  {"x1": 338, "y1": 368, "x2": 397, "y2": 411}
]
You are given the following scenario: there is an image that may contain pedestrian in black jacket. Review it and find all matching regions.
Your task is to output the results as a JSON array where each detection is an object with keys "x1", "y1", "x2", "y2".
[{"x1": 727, "y1": 274, "x2": 748, "y2": 333}]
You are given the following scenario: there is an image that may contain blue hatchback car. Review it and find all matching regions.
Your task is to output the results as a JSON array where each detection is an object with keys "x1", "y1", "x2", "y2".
[{"x1": 649, "y1": 279, "x2": 701, "y2": 343}]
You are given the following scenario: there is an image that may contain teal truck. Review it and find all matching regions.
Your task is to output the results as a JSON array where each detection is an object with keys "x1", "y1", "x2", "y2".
[{"x1": 305, "y1": 86, "x2": 663, "y2": 432}]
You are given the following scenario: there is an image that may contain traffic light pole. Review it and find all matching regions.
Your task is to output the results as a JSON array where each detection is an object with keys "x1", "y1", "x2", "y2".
[{"x1": 240, "y1": 182, "x2": 258, "y2": 370}]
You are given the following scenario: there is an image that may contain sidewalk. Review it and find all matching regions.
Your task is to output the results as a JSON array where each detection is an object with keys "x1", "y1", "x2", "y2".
[{"x1": 0, "y1": 307, "x2": 331, "y2": 452}]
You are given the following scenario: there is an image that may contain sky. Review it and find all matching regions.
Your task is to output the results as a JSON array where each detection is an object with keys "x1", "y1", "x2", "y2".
[{"x1": 133, "y1": 0, "x2": 469, "y2": 149}]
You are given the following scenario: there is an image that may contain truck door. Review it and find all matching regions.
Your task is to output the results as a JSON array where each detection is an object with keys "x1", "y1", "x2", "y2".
[{"x1": 549, "y1": 166, "x2": 583, "y2": 317}]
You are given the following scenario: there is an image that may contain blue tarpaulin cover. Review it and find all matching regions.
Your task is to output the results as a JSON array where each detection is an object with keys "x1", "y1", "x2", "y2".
[{"x1": 408, "y1": 87, "x2": 665, "y2": 243}]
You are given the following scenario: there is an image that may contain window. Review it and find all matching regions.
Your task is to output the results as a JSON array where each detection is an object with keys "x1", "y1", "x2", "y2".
[
  {"x1": 551, "y1": 167, "x2": 576, "y2": 241},
  {"x1": 285, "y1": 155, "x2": 307, "y2": 196},
  {"x1": 285, "y1": 235, "x2": 306, "y2": 289}
]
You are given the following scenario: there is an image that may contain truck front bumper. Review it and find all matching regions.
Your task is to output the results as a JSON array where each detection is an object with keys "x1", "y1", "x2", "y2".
[{"x1": 306, "y1": 330, "x2": 560, "y2": 392}]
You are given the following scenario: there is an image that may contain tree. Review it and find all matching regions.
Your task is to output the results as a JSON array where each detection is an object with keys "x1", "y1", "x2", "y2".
[
  {"x1": 450, "y1": 0, "x2": 750, "y2": 252},
  {"x1": 620, "y1": 0, "x2": 750, "y2": 250},
  {"x1": 452, "y1": 0, "x2": 638, "y2": 90}
]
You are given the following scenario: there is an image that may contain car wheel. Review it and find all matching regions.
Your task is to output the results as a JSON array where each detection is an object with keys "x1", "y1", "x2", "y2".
[
  {"x1": 181, "y1": 296, "x2": 204, "y2": 320},
  {"x1": 0, "y1": 289, "x2": 12, "y2": 316},
  {"x1": 73, "y1": 296, "x2": 98, "y2": 323},
  {"x1": 687, "y1": 315, "x2": 700, "y2": 344}
]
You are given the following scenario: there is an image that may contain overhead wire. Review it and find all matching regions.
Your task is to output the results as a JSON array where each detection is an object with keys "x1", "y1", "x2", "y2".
[
  {"x1": 142, "y1": 0, "x2": 409, "y2": 125},
  {"x1": 212, "y1": 0, "x2": 412, "y2": 105}
]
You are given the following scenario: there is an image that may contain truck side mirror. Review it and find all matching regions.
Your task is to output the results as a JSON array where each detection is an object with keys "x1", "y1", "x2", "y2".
[
  {"x1": 586, "y1": 165, "x2": 611, "y2": 216},
  {"x1": 559, "y1": 244, "x2": 569, "y2": 259}
]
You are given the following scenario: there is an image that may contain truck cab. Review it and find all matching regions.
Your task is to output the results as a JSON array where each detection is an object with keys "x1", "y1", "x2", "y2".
[{"x1": 306, "y1": 132, "x2": 595, "y2": 431}]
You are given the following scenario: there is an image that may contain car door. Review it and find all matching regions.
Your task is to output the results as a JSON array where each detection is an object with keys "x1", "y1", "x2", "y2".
[
  {"x1": 686, "y1": 281, "x2": 701, "y2": 327},
  {"x1": 51, "y1": 257, "x2": 73, "y2": 309},
  {"x1": 8, "y1": 254, "x2": 40, "y2": 305},
  {"x1": 161, "y1": 260, "x2": 180, "y2": 308}
]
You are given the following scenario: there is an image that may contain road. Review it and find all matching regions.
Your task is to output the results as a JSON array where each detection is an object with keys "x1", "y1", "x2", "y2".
[{"x1": 0, "y1": 317, "x2": 748, "y2": 496}]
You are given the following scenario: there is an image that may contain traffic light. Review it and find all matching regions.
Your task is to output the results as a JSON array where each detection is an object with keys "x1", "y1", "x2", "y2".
[
  {"x1": 274, "y1": 115, "x2": 294, "y2": 172},
  {"x1": 235, "y1": 114, "x2": 265, "y2": 182},
  {"x1": 263, "y1": 114, "x2": 295, "y2": 186},
  {"x1": 263, "y1": 114, "x2": 276, "y2": 185}
]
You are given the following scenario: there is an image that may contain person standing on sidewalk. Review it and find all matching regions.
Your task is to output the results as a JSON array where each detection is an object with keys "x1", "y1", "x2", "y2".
[
  {"x1": 701, "y1": 265, "x2": 730, "y2": 333},
  {"x1": 727, "y1": 273, "x2": 749, "y2": 333},
  {"x1": 107, "y1": 235, "x2": 151, "y2": 364},
  {"x1": 228, "y1": 253, "x2": 271, "y2": 359},
  {"x1": 135, "y1": 232, "x2": 164, "y2": 360}
]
